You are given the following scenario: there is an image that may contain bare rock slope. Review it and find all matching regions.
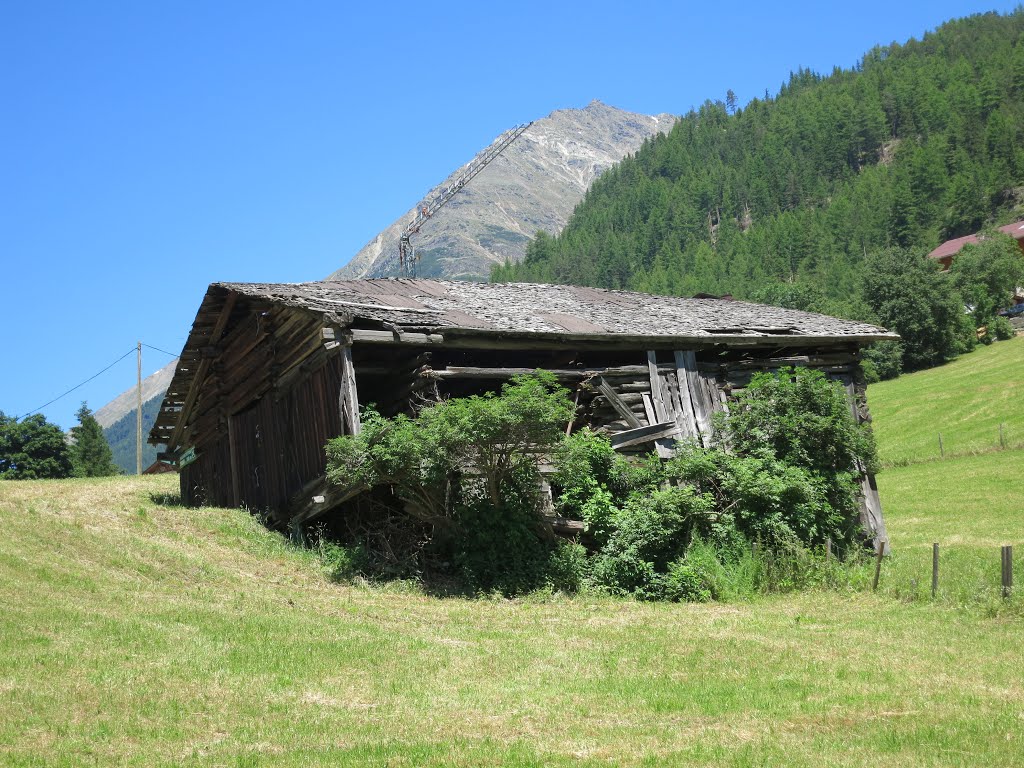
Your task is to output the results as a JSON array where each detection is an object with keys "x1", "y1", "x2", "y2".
[
  {"x1": 328, "y1": 101, "x2": 675, "y2": 281},
  {"x1": 94, "y1": 359, "x2": 178, "y2": 429}
]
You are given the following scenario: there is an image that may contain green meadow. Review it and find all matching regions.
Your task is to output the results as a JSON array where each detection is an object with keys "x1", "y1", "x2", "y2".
[
  {"x1": 0, "y1": 340, "x2": 1021, "y2": 766},
  {"x1": 869, "y1": 335, "x2": 1024, "y2": 466}
]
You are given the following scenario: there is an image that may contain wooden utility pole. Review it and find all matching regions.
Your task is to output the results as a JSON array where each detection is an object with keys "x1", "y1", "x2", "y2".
[{"x1": 136, "y1": 341, "x2": 143, "y2": 475}]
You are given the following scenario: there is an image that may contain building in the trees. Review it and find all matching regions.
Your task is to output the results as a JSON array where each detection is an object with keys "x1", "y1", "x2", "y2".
[
  {"x1": 928, "y1": 220, "x2": 1024, "y2": 270},
  {"x1": 150, "y1": 280, "x2": 897, "y2": 547}
]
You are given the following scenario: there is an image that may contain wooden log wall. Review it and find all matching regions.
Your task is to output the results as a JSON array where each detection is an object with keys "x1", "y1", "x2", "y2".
[{"x1": 179, "y1": 301, "x2": 349, "y2": 525}]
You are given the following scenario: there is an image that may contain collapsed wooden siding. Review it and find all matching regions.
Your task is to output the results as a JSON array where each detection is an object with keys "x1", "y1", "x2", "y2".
[{"x1": 151, "y1": 279, "x2": 897, "y2": 546}]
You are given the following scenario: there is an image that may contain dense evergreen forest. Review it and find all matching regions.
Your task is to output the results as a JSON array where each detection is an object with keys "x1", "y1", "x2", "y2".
[{"x1": 494, "y1": 11, "x2": 1024, "y2": 376}]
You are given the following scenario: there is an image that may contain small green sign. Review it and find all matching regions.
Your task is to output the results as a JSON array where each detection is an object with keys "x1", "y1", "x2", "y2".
[{"x1": 179, "y1": 446, "x2": 198, "y2": 468}]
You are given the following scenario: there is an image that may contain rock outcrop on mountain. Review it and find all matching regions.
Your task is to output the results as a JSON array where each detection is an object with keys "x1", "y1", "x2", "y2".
[
  {"x1": 327, "y1": 101, "x2": 675, "y2": 281},
  {"x1": 94, "y1": 360, "x2": 178, "y2": 429}
]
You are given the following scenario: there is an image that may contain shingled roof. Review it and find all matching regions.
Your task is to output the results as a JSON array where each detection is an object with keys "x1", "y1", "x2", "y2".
[
  {"x1": 150, "y1": 279, "x2": 897, "y2": 448},
  {"x1": 212, "y1": 279, "x2": 895, "y2": 341}
]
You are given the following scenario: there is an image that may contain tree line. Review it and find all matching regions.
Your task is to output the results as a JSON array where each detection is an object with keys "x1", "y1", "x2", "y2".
[
  {"x1": 493, "y1": 10, "x2": 1024, "y2": 378},
  {"x1": 0, "y1": 403, "x2": 120, "y2": 480}
]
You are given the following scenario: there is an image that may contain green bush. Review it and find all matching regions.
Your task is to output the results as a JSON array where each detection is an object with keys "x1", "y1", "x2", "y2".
[
  {"x1": 324, "y1": 372, "x2": 575, "y2": 595},
  {"x1": 591, "y1": 486, "x2": 717, "y2": 599},
  {"x1": 546, "y1": 540, "x2": 591, "y2": 593},
  {"x1": 315, "y1": 538, "x2": 368, "y2": 583},
  {"x1": 862, "y1": 340, "x2": 904, "y2": 382},
  {"x1": 991, "y1": 315, "x2": 1016, "y2": 341}
]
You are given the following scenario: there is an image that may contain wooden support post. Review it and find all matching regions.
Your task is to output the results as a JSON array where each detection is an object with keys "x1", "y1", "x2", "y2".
[
  {"x1": 1002, "y1": 545, "x2": 1014, "y2": 599},
  {"x1": 338, "y1": 344, "x2": 361, "y2": 435},
  {"x1": 938, "y1": 432, "x2": 944, "y2": 458},
  {"x1": 931, "y1": 543, "x2": 939, "y2": 599},
  {"x1": 136, "y1": 341, "x2": 143, "y2": 475},
  {"x1": 825, "y1": 538, "x2": 832, "y2": 561},
  {"x1": 872, "y1": 539, "x2": 886, "y2": 592},
  {"x1": 999, "y1": 422, "x2": 1005, "y2": 450},
  {"x1": 566, "y1": 386, "x2": 581, "y2": 436}
]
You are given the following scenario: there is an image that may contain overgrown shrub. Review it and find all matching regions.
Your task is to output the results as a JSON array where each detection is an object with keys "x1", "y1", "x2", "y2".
[
  {"x1": 591, "y1": 486, "x2": 717, "y2": 599},
  {"x1": 324, "y1": 372, "x2": 575, "y2": 595},
  {"x1": 323, "y1": 366, "x2": 878, "y2": 600}
]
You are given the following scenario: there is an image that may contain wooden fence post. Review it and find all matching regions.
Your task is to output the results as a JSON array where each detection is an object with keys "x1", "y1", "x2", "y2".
[
  {"x1": 1002, "y1": 545, "x2": 1014, "y2": 599},
  {"x1": 872, "y1": 539, "x2": 886, "y2": 592},
  {"x1": 931, "y1": 543, "x2": 939, "y2": 599},
  {"x1": 999, "y1": 422, "x2": 1005, "y2": 450},
  {"x1": 938, "y1": 432, "x2": 944, "y2": 458},
  {"x1": 825, "y1": 538, "x2": 832, "y2": 562}
]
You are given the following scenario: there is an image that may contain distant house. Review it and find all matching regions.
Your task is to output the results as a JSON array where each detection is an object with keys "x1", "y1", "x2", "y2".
[
  {"x1": 928, "y1": 221, "x2": 1024, "y2": 270},
  {"x1": 150, "y1": 279, "x2": 897, "y2": 548}
]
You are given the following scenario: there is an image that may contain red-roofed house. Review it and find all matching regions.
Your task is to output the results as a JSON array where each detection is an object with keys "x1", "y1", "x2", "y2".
[{"x1": 928, "y1": 221, "x2": 1024, "y2": 269}]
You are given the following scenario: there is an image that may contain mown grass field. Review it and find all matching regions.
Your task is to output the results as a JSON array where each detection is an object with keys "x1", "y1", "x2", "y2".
[
  {"x1": 869, "y1": 335, "x2": 1024, "y2": 466},
  {"x1": 0, "y1": 343, "x2": 1021, "y2": 766}
]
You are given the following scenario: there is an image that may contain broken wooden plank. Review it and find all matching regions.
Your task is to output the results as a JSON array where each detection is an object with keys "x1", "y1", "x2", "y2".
[
  {"x1": 610, "y1": 421, "x2": 680, "y2": 450},
  {"x1": 338, "y1": 344, "x2": 362, "y2": 435},
  {"x1": 647, "y1": 351, "x2": 671, "y2": 421},
  {"x1": 593, "y1": 377, "x2": 643, "y2": 429},
  {"x1": 673, "y1": 350, "x2": 701, "y2": 441},
  {"x1": 643, "y1": 374, "x2": 678, "y2": 459}
]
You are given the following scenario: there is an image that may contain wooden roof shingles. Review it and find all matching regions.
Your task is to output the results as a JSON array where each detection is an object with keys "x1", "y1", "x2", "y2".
[
  {"x1": 215, "y1": 279, "x2": 895, "y2": 340},
  {"x1": 149, "y1": 279, "x2": 896, "y2": 447}
]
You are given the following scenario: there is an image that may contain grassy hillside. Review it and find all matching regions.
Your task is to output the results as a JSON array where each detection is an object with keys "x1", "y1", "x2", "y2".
[
  {"x1": 1, "y1": 467, "x2": 1021, "y2": 766},
  {"x1": 1, "y1": 339, "x2": 1020, "y2": 765},
  {"x1": 869, "y1": 335, "x2": 1024, "y2": 465}
]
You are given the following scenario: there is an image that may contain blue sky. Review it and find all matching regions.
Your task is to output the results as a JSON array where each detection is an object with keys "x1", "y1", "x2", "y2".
[{"x1": 1, "y1": 0, "x2": 1018, "y2": 429}]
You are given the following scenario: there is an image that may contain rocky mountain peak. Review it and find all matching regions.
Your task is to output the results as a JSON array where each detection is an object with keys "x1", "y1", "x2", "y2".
[{"x1": 327, "y1": 102, "x2": 675, "y2": 281}]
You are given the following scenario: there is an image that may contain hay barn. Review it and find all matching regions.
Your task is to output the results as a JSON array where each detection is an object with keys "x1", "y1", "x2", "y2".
[{"x1": 150, "y1": 279, "x2": 897, "y2": 546}]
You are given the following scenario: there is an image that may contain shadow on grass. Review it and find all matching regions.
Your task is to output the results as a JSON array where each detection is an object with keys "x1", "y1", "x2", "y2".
[{"x1": 149, "y1": 491, "x2": 183, "y2": 507}]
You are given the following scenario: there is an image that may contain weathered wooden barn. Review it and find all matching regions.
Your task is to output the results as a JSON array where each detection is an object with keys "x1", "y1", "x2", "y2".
[{"x1": 150, "y1": 279, "x2": 897, "y2": 545}]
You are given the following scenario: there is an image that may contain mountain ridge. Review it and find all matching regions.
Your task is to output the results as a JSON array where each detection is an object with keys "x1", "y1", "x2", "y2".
[{"x1": 328, "y1": 101, "x2": 675, "y2": 280}]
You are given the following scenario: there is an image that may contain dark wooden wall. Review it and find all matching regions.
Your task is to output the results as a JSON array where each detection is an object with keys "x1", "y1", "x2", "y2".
[{"x1": 179, "y1": 303, "x2": 345, "y2": 523}]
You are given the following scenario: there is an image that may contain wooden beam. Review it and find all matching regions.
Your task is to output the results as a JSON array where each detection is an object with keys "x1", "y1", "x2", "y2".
[
  {"x1": 290, "y1": 482, "x2": 365, "y2": 527},
  {"x1": 610, "y1": 421, "x2": 680, "y2": 450},
  {"x1": 351, "y1": 328, "x2": 445, "y2": 345},
  {"x1": 431, "y1": 366, "x2": 588, "y2": 380},
  {"x1": 351, "y1": 327, "x2": 891, "y2": 352},
  {"x1": 227, "y1": 415, "x2": 241, "y2": 508}
]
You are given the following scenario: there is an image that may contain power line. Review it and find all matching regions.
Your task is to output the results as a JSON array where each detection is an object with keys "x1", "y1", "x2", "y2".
[
  {"x1": 141, "y1": 343, "x2": 180, "y2": 359},
  {"x1": 18, "y1": 347, "x2": 137, "y2": 419}
]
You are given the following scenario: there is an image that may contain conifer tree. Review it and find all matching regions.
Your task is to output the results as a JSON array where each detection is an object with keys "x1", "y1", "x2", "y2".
[{"x1": 70, "y1": 402, "x2": 119, "y2": 477}]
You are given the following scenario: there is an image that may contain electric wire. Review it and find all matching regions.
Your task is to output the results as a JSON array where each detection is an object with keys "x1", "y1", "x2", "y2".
[
  {"x1": 19, "y1": 347, "x2": 137, "y2": 419},
  {"x1": 141, "y1": 343, "x2": 180, "y2": 359}
]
